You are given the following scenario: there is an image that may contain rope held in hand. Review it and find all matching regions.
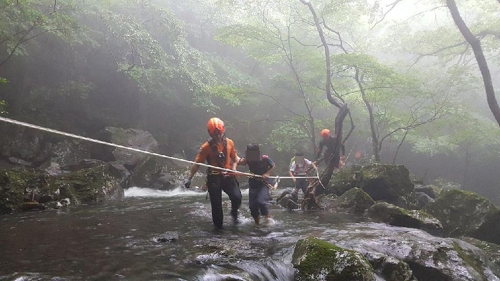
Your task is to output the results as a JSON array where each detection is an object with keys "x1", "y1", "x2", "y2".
[{"x1": 0, "y1": 116, "x2": 318, "y2": 180}]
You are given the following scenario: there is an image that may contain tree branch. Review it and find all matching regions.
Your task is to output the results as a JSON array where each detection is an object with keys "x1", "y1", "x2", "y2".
[
  {"x1": 299, "y1": 0, "x2": 342, "y2": 108},
  {"x1": 370, "y1": 0, "x2": 403, "y2": 30},
  {"x1": 446, "y1": 0, "x2": 500, "y2": 126}
]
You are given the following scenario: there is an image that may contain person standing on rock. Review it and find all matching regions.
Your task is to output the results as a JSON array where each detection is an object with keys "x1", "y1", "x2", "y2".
[
  {"x1": 315, "y1": 129, "x2": 345, "y2": 168},
  {"x1": 184, "y1": 117, "x2": 242, "y2": 229}
]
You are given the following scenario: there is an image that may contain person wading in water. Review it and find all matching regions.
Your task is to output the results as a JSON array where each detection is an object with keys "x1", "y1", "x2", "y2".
[
  {"x1": 185, "y1": 117, "x2": 242, "y2": 229},
  {"x1": 238, "y1": 143, "x2": 275, "y2": 225},
  {"x1": 289, "y1": 152, "x2": 317, "y2": 199}
]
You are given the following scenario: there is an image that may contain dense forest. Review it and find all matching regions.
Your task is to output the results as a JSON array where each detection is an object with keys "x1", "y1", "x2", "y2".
[{"x1": 0, "y1": 0, "x2": 499, "y2": 201}]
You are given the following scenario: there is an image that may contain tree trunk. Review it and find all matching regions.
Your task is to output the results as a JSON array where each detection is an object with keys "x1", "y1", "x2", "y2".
[
  {"x1": 355, "y1": 69, "x2": 380, "y2": 161},
  {"x1": 303, "y1": 105, "x2": 349, "y2": 210},
  {"x1": 299, "y1": 0, "x2": 350, "y2": 209},
  {"x1": 446, "y1": 0, "x2": 500, "y2": 127}
]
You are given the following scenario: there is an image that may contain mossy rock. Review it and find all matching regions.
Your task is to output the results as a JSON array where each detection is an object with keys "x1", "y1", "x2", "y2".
[
  {"x1": 359, "y1": 164, "x2": 414, "y2": 201},
  {"x1": 328, "y1": 165, "x2": 362, "y2": 195},
  {"x1": 368, "y1": 202, "x2": 443, "y2": 236},
  {"x1": 423, "y1": 189, "x2": 497, "y2": 237},
  {"x1": 53, "y1": 164, "x2": 124, "y2": 204},
  {"x1": 292, "y1": 236, "x2": 376, "y2": 281},
  {"x1": 414, "y1": 185, "x2": 436, "y2": 199},
  {"x1": 460, "y1": 237, "x2": 500, "y2": 277},
  {"x1": 403, "y1": 191, "x2": 435, "y2": 210},
  {"x1": 0, "y1": 168, "x2": 46, "y2": 214},
  {"x1": 470, "y1": 209, "x2": 500, "y2": 245},
  {"x1": 336, "y1": 188, "x2": 375, "y2": 215},
  {"x1": 0, "y1": 163, "x2": 124, "y2": 215},
  {"x1": 366, "y1": 253, "x2": 414, "y2": 281},
  {"x1": 409, "y1": 173, "x2": 424, "y2": 185}
]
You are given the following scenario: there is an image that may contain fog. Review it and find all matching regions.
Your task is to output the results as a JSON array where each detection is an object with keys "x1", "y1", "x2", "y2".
[{"x1": 0, "y1": 0, "x2": 498, "y2": 202}]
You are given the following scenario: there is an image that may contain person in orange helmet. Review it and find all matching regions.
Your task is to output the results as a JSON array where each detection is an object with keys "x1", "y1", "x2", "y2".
[
  {"x1": 315, "y1": 129, "x2": 345, "y2": 168},
  {"x1": 185, "y1": 117, "x2": 242, "y2": 229}
]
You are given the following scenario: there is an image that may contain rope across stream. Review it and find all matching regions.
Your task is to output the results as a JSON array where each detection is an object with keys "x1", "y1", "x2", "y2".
[{"x1": 0, "y1": 116, "x2": 319, "y2": 181}]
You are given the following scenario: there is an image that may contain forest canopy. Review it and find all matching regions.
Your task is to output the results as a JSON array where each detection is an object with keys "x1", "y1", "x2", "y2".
[{"x1": 0, "y1": 0, "x2": 499, "y2": 200}]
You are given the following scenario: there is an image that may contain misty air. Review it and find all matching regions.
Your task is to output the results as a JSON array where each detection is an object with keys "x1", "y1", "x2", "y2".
[{"x1": 0, "y1": 0, "x2": 499, "y2": 280}]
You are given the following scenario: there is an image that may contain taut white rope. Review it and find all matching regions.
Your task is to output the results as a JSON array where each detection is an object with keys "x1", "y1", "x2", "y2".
[{"x1": 0, "y1": 116, "x2": 317, "y2": 179}]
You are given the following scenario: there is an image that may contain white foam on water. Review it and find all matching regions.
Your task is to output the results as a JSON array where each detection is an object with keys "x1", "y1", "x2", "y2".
[{"x1": 124, "y1": 186, "x2": 205, "y2": 198}]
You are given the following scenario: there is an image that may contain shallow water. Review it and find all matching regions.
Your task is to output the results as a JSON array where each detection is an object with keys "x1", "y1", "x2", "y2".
[{"x1": 0, "y1": 187, "x2": 364, "y2": 281}]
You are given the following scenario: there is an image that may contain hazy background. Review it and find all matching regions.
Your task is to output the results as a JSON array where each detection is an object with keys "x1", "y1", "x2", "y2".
[{"x1": 0, "y1": 0, "x2": 499, "y2": 202}]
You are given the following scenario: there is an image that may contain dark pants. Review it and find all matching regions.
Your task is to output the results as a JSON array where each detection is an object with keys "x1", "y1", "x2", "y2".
[
  {"x1": 248, "y1": 179, "x2": 270, "y2": 218},
  {"x1": 207, "y1": 175, "x2": 242, "y2": 229},
  {"x1": 295, "y1": 177, "x2": 308, "y2": 194},
  {"x1": 324, "y1": 149, "x2": 340, "y2": 168}
]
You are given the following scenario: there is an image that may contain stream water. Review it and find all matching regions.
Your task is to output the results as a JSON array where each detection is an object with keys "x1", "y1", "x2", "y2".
[{"x1": 0, "y1": 187, "x2": 371, "y2": 281}]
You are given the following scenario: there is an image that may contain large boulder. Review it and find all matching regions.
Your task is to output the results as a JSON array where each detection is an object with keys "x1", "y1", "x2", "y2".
[
  {"x1": 326, "y1": 223, "x2": 500, "y2": 281},
  {"x1": 403, "y1": 191, "x2": 435, "y2": 210},
  {"x1": 55, "y1": 164, "x2": 124, "y2": 203},
  {"x1": 0, "y1": 168, "x2": 43, "y2": 214},
  {"x1": 39, "y1": 139, "x2": 91, "y2": 169},
  {"x1": 365, "y1": 252, "x2": 414, "y2": 281},
  {"x1": 129, "y1": 156, "x2": 189, "y2": 189},
  {"x1": 329, "y1": 165, "x2": 362, "y2": 196},
  {"x1": 328, "y1": 164, "x2": 414, "y2": 202},
  {"x1": 358, "y1": 164, "x2": 414, "y2": 201},
  {"x1": 423, "y1": 189, "x2": 497, "y2": 237},
  {"x1": 0, "y1": 124, "x2": 93, "y2": 170},
  {"x1": 460, "y1": 237, "x2": 500, "y2": 274},
  {"x1": 292, "y1": 236, "x2": 376, "y2": 281},
  {"x1": 470, "y1": 210, "x2": 500, "y2": 245},
  {"x1": 91, "y1": 127, "x2": 158, "y2": 169},
  {"x1": 276, "y1": 188, "x2": 300, "y2": 210},
  {"x1": 0, "y1": 163, "x2": 124, "y2": 214},
  {"x1": 0, "y1": 124, "x2": 53, "y2": 166},
  {"x1": 368, "y1": 202, "x2": 443, "y2": 236},
  {"x1": 414, "y1": 185, "x2": 437, "y2": 199},
  {"x1": 65, "y1": 159, "x2": 131, "y2": 188},
  {"x1": 334, "y1": 187, "x2": 375, "y2": 215}
]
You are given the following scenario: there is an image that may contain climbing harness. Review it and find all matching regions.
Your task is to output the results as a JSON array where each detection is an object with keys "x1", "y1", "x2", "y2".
[{"x1": 0, "y1": 116, "x2": 318, "y2": 181}]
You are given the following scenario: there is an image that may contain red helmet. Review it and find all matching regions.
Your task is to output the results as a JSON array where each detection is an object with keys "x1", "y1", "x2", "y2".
[
  {"x1": 207, "y1": 117, "x2": 225, "y2": 135},
  {"x1": 320, "y1": 129, "x2": 330, "y2": 138}
]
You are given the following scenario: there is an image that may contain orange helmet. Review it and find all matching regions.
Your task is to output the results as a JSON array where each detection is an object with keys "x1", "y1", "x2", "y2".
[
  {"x1": 207, "y1": 117, "x2": 225, "y2": 135},
  {"x1": 320, "y1": 129, "x2": 330, "y2": 138}
]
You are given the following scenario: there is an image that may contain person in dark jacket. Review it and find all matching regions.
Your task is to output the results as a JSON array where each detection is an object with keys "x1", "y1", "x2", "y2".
[
  {"x1": 316, "y1": 129, "x2": 345, "y2": 168},
  {"x1": 238, "y1": 143, "x2": 275, "y2": 225}
]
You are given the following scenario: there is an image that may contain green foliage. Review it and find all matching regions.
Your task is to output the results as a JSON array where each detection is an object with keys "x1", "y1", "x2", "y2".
[
  {"x1": 16, "y1": 81, "x2": 93, "y2": 128},
  {"x1": 0, "y1": 0, "x2": 80, "y2": 65},
  {"x1": 215, "y1": 24, "x2": 284, "y2": 64},
  {"x1": 268, "y1": 121, "x2": 310, "y2": 152}
]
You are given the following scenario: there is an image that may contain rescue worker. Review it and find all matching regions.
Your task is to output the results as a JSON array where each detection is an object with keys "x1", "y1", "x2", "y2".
[
  {"x1": 184, "y1": 117, "x2": 242, "y2": 229},
  {"x1": 289, "y1": 152, "x2": 317, "y2": 197},
  {"x1": 315, "y1": 129, "x2": 345, "y2": 168},
  {"x1": 238, "y1": 143, "x2": 275, "y2": 225}
]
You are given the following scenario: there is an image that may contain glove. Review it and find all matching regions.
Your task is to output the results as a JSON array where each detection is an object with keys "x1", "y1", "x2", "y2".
[{"x1": 184, "y1": 178, "x2": 192, "y2": 189}]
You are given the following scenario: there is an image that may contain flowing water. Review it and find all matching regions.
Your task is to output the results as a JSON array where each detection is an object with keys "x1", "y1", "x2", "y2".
[{"x1": 0, "y1": 187, "x2": 365, "y2": 281}]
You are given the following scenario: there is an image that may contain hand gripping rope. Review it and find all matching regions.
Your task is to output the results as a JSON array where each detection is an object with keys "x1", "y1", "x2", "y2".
[{"x1": 0, "y1": 116, "x2": 318, "y2": 181}]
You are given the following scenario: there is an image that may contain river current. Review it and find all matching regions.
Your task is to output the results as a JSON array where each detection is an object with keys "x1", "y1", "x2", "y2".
[{"x1": 0, "y1": 187, "x2": 366, "y2": 281}]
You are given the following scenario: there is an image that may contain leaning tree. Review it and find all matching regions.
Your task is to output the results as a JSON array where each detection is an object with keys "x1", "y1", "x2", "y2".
[{"x1": 299, "y1": 0, "x2": 350, "y2": 210}]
